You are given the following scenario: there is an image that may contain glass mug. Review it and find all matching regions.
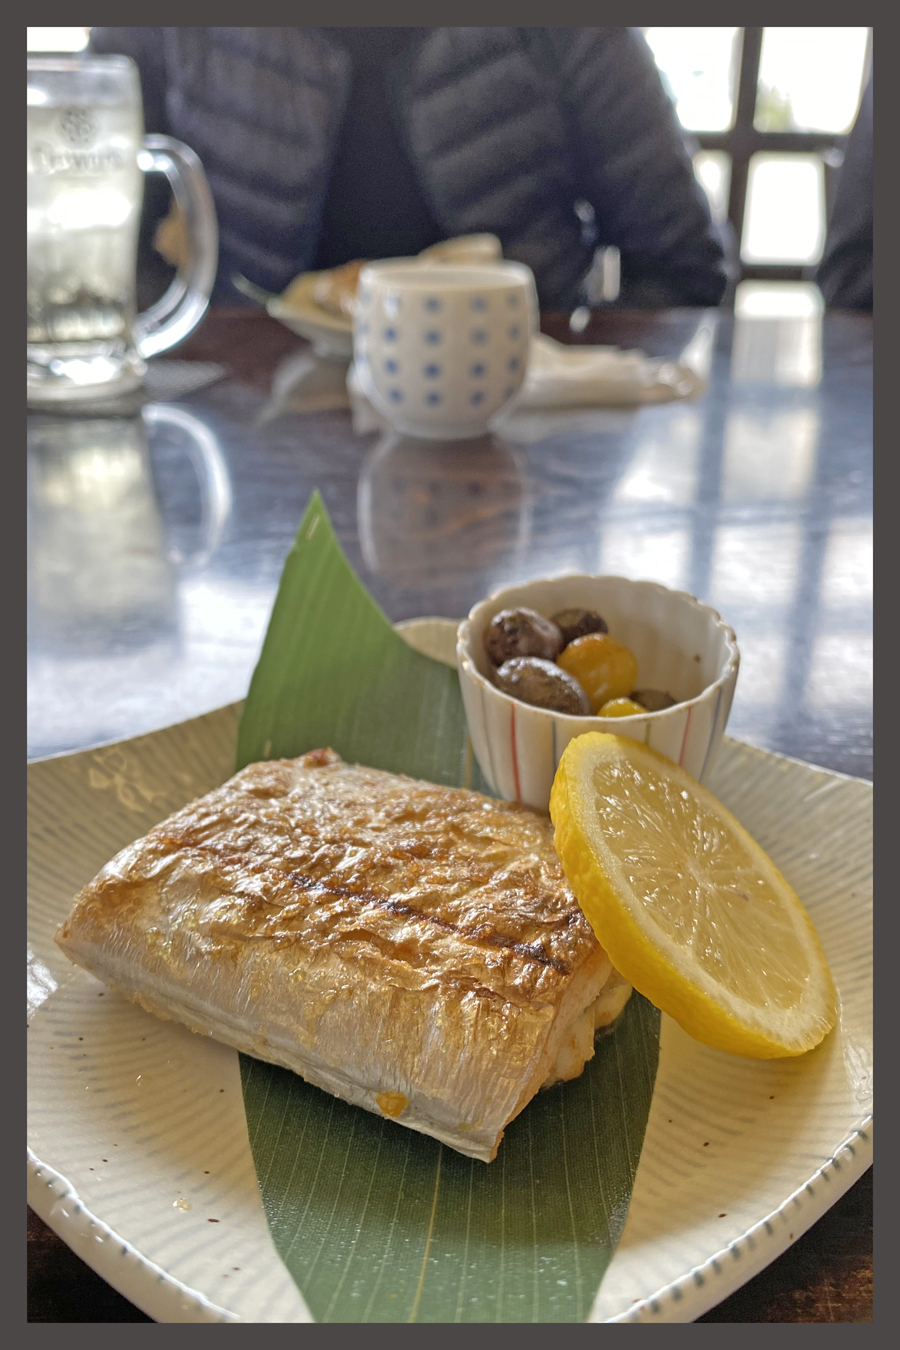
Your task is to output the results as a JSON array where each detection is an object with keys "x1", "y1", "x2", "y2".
[
  {"x1": 27, "y1": 55, "x2": 218, "y2": 406},
  {"x1": 28, "y1": 406, "x2": 232, "y2": 652}
]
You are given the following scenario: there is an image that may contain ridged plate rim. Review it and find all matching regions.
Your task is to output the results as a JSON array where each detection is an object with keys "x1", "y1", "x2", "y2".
[{"x1": 27, "y1": 618, "x2": 872, "y2": 1324}]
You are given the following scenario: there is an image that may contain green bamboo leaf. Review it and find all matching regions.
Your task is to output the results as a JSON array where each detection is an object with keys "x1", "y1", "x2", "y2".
[
  {"x1": 236, "y1": 491, "x2": 484, "y2": 789},
  {"x1": 236, "y1": 491, "x2": 660, "y2": 1323}
]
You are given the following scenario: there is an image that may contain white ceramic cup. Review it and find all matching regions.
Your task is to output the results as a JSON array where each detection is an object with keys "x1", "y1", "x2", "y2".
[
  {"x1": 457, "y1": 575, "x2": 740, "y2": 811},
  {"x1": 352, "y1": 260, "x2": 537, "y2": 439}
]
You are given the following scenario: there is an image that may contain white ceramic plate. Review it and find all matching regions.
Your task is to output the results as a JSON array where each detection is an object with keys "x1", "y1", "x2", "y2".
[
  {"x1": 27, "y1": 619, "x2": 872, "y2": 1323},
  {"x1": 266, "y1": 272, "x2": 354, "y2": 359}
]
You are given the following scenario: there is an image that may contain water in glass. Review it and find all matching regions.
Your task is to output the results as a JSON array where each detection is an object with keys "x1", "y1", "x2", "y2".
[{"x1": 28, "y1": 57, "x2": 147, "y2": 399}]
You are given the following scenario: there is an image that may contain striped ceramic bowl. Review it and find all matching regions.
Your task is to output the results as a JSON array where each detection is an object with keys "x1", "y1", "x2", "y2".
[{"x1": 457, "y1": 575, "x2": 739, "y2": 811}]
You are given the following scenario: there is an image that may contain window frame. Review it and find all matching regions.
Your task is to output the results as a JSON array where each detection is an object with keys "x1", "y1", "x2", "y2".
[{"x1": 692, "y1": 26, "x2": 872, "y2": 282}]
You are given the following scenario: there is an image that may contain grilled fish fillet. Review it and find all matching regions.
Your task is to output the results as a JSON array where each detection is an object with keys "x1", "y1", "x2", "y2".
[{"x1": 55, "y1": 749, "x2": 630, "y2": 1161}]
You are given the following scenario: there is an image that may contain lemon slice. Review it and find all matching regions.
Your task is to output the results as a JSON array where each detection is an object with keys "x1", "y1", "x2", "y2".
[{"x1": 550, "y1": 733, "x2": 837, "y2": 1058}]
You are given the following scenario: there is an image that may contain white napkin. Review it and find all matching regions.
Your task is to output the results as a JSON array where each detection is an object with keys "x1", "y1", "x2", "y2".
[
  {"x1": 520, "y1": 332, "x2": 705, "y2": 406},
  {"x1": 335, "y1": 231, "x2": 708, "y2": 431},
  {"x1": 347, "y1": 331, "x2": 706, "y2": 435}
]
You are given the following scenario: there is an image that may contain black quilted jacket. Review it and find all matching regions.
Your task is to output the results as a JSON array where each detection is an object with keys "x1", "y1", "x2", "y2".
[
  {"x1": 817, "y1": 76, "x2": 872, "y2": 310},
  {"x1": 90, "y1": 26, "x2": 728, "y2": 309}
]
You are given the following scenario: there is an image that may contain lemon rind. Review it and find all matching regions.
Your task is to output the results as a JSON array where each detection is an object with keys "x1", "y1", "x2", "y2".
[{"x1": 550, "y1": 734, "x2": 837, "y2": 1060}]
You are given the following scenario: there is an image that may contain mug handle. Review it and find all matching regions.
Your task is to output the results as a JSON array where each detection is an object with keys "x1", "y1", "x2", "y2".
[
  {"x1": 142, "y1": 404, "x2": 232, "y2": 569},
  {"x1": 133, "y1": 134, "x2": 218, "y2": 360}
]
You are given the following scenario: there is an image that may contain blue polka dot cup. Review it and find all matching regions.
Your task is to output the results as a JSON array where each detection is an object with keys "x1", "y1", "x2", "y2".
[{"x1": 353, "y1": 260, "x2": 538, "y2": 439}]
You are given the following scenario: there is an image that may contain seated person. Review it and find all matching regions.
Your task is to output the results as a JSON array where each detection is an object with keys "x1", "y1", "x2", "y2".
[
  {"x1": 817, "y1": 75, "x2": 873, "y2": 311},
  {"x1": 90, "y1": 26, "x2": 729, "y2": 310}
]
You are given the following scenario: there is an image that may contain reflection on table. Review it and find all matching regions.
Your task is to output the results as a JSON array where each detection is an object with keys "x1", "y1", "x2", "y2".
[
  {"x1": 27, "y1": 308, "x2": 871, "y2": 783},
  {"x1": 29, "y1": 414, "x2": 177, "y2": 655},
  {"x1": 357, "y1": 431, "x2": 530, "y2": 587}
]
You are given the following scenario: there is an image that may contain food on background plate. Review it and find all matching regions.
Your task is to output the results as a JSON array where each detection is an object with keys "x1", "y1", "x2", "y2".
[
  {"x1": 284, "y1": 237, "x2": 503, "y2": 323},
  {"x1": 55, "y1": 748, "x2": 632, "y2": 1163},
  {"x1": 308, "y1": 259, "x2": 367, "y2": 319},
  {"x1": 551, "y1": 733, "x2": 837, "y2": 1058}
]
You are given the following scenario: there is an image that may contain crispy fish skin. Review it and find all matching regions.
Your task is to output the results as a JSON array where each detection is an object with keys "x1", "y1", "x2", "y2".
[{"x1": 55, "y1": 749, "x2": 619, "y2": 1160}]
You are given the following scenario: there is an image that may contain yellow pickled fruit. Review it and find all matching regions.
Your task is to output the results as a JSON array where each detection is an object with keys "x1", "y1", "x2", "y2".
[
  {"x1": 557, "y1": 633, "x2": 638, "y2": 712},
  {"x1": 550, "y1": 733, "x2": 837, "y2": 1058},
  {"x1": 598, "y1": 697, "x2": 646, "y2": 717}
]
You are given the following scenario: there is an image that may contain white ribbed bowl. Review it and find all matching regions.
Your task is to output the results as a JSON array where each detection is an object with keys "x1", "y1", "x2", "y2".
[{"x1": 457, "y1": 575, "x2": 739, "y2": 811}]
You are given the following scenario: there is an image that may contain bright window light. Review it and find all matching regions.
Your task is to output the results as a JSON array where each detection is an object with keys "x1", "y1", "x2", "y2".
[
  {"x1": 734, "y1": 282, "x2": 824, "y2": 318},
  {"x1": 597, "y1": 527, "x2": 690, "y2": 592},
  {"x1": 742, "y1": 154, "x2": 826, "y2": 265},
  {"x1": 709, "y1": 523, "x2": 802, "y2": 608},
  {"x1": 807, "y1": 632, "x2": 872, "y2": 707},
  {"x1": 820, "y1": 521, "x2": 872, "y2": 608},
  {"x1": 730, "y1": 288, "x2": 823, "y2": 388},
  {"x1": 693, "y1": 151, "x2": 731, "y2": 224},
  {"x1": 27, "y1": 28, "x2": 90, "y2": 53},
  {"x1": 721, "y1": 409, "x2": 818, "y2": 502},
  {"x1": 612, "y1": 408, "x2": 702, "y2": 507},
  {"x1": 723, "y1": 634, "x2": 787, "y2": 709},
  {"x1": 642, "y1": 27, "x2": 740, "y2": 132},
  {"x1": 755, "y1": 27, "x2": 869, "y2": 133}
]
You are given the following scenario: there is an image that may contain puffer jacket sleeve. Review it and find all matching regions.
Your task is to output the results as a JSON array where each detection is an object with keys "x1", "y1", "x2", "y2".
[
  {"x1": 533, "y1": 28, "x2": 727, "y2": 307},
  {"x1": 817, "y1": 76, "x2": 872, "y2": 310}
]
